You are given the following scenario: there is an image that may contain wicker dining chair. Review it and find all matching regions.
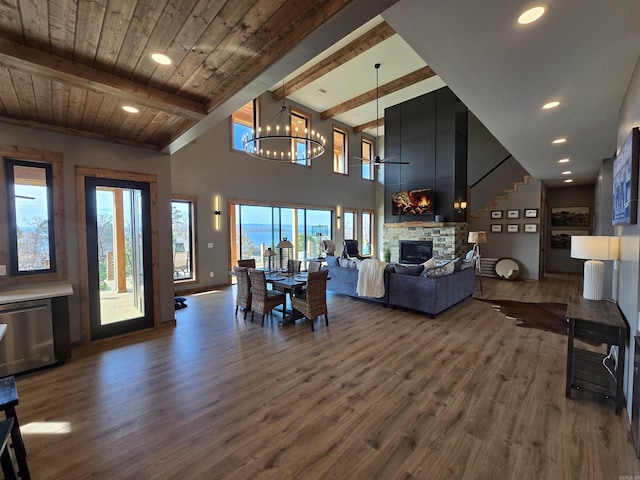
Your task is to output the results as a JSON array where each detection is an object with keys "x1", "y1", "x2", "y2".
[
  {"x1": 308, "y1": 261, "x2": 322, "y2": 273},
  {"x1": 248, "y1": 269, "x2": 286, "y2": 327},
  {"x1": 287, "y1": 259, "x2": 301, "y2": 273},
  {"x1": 291, "y1": 269, "x2": 329, "y2": 331},
  {"x1": 237, "y1": 258, "x2": 256, "y2": 268},
  {"x1": 233, "y1": 266, "x2": 252, "y2": 320}
]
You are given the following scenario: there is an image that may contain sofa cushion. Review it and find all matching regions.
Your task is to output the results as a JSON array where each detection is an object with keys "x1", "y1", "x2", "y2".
[
  {"x1": 422, "y1": 261, "x2": 455, "y2": 278},
  {"x1": 452, "y1": 257, "x2": 462, "y2": 272},
  {"x1": 394, "y1": 264, "x2": 424, "y2": 276},
  {"x1": 326, "y1": 255, "x2": 340, "y2": 267}
]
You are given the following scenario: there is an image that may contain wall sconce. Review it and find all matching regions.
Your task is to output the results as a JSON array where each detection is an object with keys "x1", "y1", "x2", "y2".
[
  {"x1": 214, "y1": 195, "x2": 222, "y2": 231},
  {"x1": 454, "y1": 201, "x2": 467, "y2": 213},
  {"x1": 336, "y1": 206, "x2": 342, "y2": 229}
]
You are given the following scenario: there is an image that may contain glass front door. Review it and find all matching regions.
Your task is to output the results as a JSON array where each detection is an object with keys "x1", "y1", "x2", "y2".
[{"x1": 85, "y1": 177, "x2": 153, "y2": 340}]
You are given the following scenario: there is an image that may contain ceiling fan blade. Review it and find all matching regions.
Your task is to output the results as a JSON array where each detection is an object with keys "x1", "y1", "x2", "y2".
[{"x1": 379, "y1": 160, "x2": 410, "y2": 165}]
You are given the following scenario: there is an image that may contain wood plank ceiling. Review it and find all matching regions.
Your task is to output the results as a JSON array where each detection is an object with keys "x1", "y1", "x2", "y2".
[{"x1": 0, "y1": 0, "x2": 357, "y2": 150}]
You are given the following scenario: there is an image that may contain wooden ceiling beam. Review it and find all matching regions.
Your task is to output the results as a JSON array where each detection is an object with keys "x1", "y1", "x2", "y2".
[
  {"x1": 354, "y1": 117, "x2": 383, "y2": 134},
  {"x1": 272, "y1": 21, "x2": 396, "y2": 101},
  {"x1": 0, "y1": 36, "x2": 207, "y2": 121},
  {"x1": 320, "y1": 65, "x2": 436, "y2": 120}
]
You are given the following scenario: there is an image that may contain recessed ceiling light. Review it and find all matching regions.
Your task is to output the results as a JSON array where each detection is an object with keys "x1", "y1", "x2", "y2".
[
  {"x1": 552, "y1": 138, "x2": 567, "y2": 144},
  {"x1": 122, "y1": 105, "x2": 139, "y2": 114},
  {"x1": 151, "y1": 53, "x2": 172, "y2": 65},
  {"x1": 562, "y1": 171, "x2": 572, "y2": 175},
  {"x1": 518, "y1": 5, "x2": 547, "y2": 25},
  {"x1": 542, "y1": 101, "x2": 560, "y2": 110},
  {"x1": 558, "y1": 158, "x2": 570, "y2": 163},
  {"x1": 564, "y1": 179, "x2": 573, "y2": 183}
]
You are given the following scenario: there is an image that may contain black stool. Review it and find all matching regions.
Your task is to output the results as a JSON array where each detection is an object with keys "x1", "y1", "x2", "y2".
[
  {"x1": 0, "y1": 418, "x2": 17, "y2": 480},
  {"x1": 0, "y1": 377, "x2": 30, "y2": 479}
]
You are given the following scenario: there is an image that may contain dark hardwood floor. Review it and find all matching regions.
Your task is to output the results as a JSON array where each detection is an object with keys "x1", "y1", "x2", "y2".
[{"x1": 14, "y1": 274, "x2": 640, "y2": 479}]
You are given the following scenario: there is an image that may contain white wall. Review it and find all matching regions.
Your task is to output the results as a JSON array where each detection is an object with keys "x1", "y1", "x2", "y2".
[
  {"x1": 467, "y1": 180, "x2": 542, "y2": 280},
  {"x1": 0, "y1": 124, "x2": 175, "y2": 343}
]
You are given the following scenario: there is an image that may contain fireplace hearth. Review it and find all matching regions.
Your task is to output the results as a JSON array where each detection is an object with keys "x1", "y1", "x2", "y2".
[{"x1": 399, "y1": 240, "x2": 433, "y2": 264}]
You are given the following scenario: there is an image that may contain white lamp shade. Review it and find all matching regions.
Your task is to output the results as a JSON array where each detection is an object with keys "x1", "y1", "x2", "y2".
[{"x1": 570, "y1": 236, "x2": 619, "y2": 260}]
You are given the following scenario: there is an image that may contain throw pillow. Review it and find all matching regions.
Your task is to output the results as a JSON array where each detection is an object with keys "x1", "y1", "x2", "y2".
[
  {"x1": 461, "y1": 259, "x2": 474, "y2": 270},
  {"x1": 394, "y1": 264, "x2": 424, "y2": 276},
  {"x1": 465, "y1": 249, "x2": 475, "y2": 260},
  {"x1": 338, "y1": 257, "x2": 350, "y2": 268},
  {"x1": 326, "y1": 256, "x2": 340, "y2": 267},
  {"x1": 422, "y1": 261, "x2": 455, "y2": 278},
  {"x1": 422, "y1": 257, "x2": 435, "y2": 269}
]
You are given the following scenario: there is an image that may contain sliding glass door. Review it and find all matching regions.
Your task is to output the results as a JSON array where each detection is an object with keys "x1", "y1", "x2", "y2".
[{"x1": 231, "y1": 204, "x2": 333, "y2": 270}]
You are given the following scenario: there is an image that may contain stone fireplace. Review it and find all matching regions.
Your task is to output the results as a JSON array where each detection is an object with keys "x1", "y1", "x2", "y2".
[{"x1": 383, "y1": 222, "x2": 468, "y2": 263}]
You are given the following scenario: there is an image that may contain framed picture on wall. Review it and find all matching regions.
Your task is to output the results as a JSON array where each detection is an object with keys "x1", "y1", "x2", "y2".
[
  {"x1": 551, "y1": 207, "x2": 590, "y2": 226},
  {"x1": 524, "y1": 209, "x2": 539, "y2": 218},
  {"x1": 491, "y1": 210, "x2": 503, "y2": 219},
  {"x1": 507, "y1": 209, "x2": 520, "y2": 219},
  {"x1": 524, "y1": 223, "x2": 538, "y2": 233},
  {"x1": 491, "y1": 224, "x2": 503, "y2": 233},
  {"x1": 613, "y1": 127, "x2": 639, "y2": 225},
  {"x1": 507, "y1": 224, "x2": 519, "y2": 233},
  {"x1": 550, "y1": 230, "x2": 589, "y2": 249}
]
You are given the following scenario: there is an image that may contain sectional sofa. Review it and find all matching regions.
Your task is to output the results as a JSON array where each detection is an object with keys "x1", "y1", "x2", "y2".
[{"x1": 323, "y1": 256, "x2": 476, "y2": 317}]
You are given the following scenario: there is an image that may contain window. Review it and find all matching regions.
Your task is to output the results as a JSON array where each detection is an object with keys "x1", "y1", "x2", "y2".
[
  {"x1": 333, "y1": 127, "x2": 348, "y2": 174},
  {"x1": 361, "y1": 209, "x2": 374, "y2": 256},
  {"x1": 5, "y1": 159, "x2": 55, "y2": 275},
  {"x1": 231, "y1": 203, "x2": 333, "y2": 271},
  {"x1": 290, "y1": 109, "x2": 311, "y2": 166},
  {"x1": 172, "y1": 196, "x2": 197, "y2": 282},
  {"x1": 231, "y1": 100, "x2": 257, "y2": 152},
  {"x1": 1, "y1": 146, "x2": 66, "y2": 284},
  {"x1": 343, "y1": 209, "x2": 357, "y2": 240},
  {"x1": 361, "y1": 137, "x2": 374, "y2": 180}
]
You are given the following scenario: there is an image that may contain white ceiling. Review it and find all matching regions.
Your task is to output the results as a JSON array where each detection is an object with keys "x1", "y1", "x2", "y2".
[{"x1": 266, "y1": 0, "x2": 640, "y2": 187}]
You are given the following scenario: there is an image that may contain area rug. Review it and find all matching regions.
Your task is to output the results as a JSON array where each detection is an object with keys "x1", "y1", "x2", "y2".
[{"x1": 478, "y1": 298, "x2": 569, "y2": 338}]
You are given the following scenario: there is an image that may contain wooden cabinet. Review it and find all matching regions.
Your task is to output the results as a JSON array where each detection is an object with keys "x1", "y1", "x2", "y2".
[{"x1": 565, "y1": 294, "x2": 628, "y2": 414}]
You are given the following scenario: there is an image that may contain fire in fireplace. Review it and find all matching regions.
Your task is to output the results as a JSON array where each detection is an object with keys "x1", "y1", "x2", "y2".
[{"x1": 399, "y1": 240, "x2": 433, "y2": 264}]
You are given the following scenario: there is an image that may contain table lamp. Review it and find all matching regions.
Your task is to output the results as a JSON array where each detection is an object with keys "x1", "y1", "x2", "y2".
[
  {"x1": 468, "y1": 231, "x2": 487, "y2": 296},
  {"x1": 570, "y1": 235, "x2": 619, "y2": 300}
]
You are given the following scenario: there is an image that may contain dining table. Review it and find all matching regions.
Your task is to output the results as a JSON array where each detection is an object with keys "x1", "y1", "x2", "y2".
[{"x1": 265, "y1": 272, "x2": 308, "y2": 326}]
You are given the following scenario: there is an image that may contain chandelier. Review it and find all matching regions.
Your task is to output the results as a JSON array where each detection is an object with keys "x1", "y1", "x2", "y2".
[{"x1": 242, "y1": 83, "x2": 326, "y2": 162}]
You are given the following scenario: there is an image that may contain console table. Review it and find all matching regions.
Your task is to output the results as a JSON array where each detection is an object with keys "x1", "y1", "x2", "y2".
[{"x1": 565, "y1": 294, "x2": 628, "y2": 414}]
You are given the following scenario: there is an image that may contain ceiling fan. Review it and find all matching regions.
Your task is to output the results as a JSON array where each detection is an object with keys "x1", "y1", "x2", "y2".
[{"x1": 352, "y1": 63, "x2": 409, "y2": 168}]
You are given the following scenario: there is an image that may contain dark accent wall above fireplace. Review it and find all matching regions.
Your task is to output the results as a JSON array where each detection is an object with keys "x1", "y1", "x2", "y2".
[{"x1": 384, "y1": 86, "x2": 468, "y2": 224}]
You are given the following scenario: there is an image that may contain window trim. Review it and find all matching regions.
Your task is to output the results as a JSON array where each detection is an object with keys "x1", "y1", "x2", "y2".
[
  {"x1": 5, "y1": 158, "x2": 57, "y2": 276},
  {"x1": 343, "y1": 208, "x2": 358, "y2": 241},
  {"x1": 332, "y1": 125, "x2": 349, "y2": 175},
  {"x1": 230, "y1": 99, "x2": 259, "y2": 153},
  {"x1": 361, "y1": 209, "x2": 375, "y2": 257},
  {"x1": 361, "y1": 136, "x2": 375, "y2": 181},
  {"x1": 172, "y1": 194, "x2": 198, "y2": 285},
  {"x1": 290, "y1": 108, "x2": 313, "y2": 167},
  {"x1": 0, "y1": 146, "x2": 66, "y2": 286}
]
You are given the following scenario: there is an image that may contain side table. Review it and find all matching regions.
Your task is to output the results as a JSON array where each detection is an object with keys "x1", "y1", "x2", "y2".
[{"x1": 565, "y1": 294, "x2": 628, "y2": 414}]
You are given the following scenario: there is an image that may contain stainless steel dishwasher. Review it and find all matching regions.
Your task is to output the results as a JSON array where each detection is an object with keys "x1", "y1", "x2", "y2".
[{"x1": 0, "y1": 298, "x2": 56, "y2": 377}]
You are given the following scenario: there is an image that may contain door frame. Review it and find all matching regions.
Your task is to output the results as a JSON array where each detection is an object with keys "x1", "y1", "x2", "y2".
[{"x1": 76, "y1": 166, "x2": 161, "y2": 344}]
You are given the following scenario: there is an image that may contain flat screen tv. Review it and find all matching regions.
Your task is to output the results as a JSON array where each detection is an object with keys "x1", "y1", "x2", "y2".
[{"x1": 392, "y1": 188, "x2": 434, "y2": 215}]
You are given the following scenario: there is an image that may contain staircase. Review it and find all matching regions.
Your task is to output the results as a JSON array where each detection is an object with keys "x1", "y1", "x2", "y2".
[{"x1": 470, "y1": 175, "x2": 531, "y2": 219}]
